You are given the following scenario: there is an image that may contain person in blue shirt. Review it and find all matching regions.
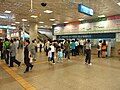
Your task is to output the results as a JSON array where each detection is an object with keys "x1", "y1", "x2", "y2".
[
  {"x1": 70, "y1": 40, "x2": 76, "y2": 56},
  {"x1": 57, "y1": 48, "x2": 63, "y2": 62}
]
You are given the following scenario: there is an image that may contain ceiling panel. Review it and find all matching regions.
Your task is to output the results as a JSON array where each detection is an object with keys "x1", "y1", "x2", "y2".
[{"x1": 0, "y1": 0, "x2": 120, "y2": 27}]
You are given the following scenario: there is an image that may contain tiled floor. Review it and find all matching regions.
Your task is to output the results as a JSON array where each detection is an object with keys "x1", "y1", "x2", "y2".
[
  {"x1": 0, "y1": 50, "x2": 120, "y2": 90},
  {"x1": 0, "y1": 66, "x2": 24, "y2": 90}
]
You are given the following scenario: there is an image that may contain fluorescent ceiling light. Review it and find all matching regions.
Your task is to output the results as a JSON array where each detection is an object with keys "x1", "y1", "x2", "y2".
[
  {"x1": 5, "y1": 10, "x2": 11, "y2": 13},
  {"x1": 22, "y1": 19, "x2": 27, "y2": 21},
  {"x1": 11, "y1": 23, "x2": 16, "y2": 25},
  {"x1": 98, "y1": 15, "x2": 105, "y2": 17},
  {"x1": 31, "y1": 15, "x2": 38, "y2": 18},
  {"x1": 0, "y1": 15, "x2": 7, "y2": 19},
  {"x1": 44, "y1": 10, "x2": 53, "y2": 14},
  {"x1": 50, "y1": 18, "x2": 55, "y2": 21},
  {"x1": 39, "y1": 21, "x2": 44, "y2": 23},
  {"x1": 117, "y1": 2, "x2": 120, "y2": 6},
  {"x1": 64, "y1": 21, "x2": 69, "y2": 23},
  {"x1": 15, "y1": 22, "x2": 20, "y2": 24},
  {"x1": 53, "y1": 23, "x2": 57, "y2": 25},
  {"x1": 78, "y1": 19, "x2": 84, "y2": 21}
]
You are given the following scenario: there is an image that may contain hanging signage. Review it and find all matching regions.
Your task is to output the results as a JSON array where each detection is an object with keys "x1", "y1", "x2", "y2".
[{"x1": 78, "y1": 4, "x2": 94, "y2": 16}]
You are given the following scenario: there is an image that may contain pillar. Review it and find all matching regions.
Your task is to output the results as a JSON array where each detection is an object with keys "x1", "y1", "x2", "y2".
[{"x1": 29, "y1": 23, "x2": 38, "y2": 41}]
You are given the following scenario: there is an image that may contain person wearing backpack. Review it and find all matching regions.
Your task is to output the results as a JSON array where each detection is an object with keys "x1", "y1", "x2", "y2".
[{"x1": 3, "y1": 38, "x2": 10, "y2": 65}]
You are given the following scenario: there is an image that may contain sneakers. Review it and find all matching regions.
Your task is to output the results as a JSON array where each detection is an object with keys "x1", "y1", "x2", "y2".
[
  {"x1": 88, "y1": 63, "x2": 92, "y2": 66},
  {"x1": 52, "y1": 63, "x2": 55, "y2": 65}
]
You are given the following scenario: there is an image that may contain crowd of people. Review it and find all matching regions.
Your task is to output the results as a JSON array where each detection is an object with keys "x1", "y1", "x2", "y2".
[{"x1": 0, "y1": 38, "x2": 112, "y2": 73}]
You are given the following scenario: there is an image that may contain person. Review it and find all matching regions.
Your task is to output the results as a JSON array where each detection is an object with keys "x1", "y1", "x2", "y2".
[
  {"x1": 24, "y1": 40, "x2": 33, "y2": 73},
  {"x1": 101, "y1": 40, "x2": 107, "y2": 58},
  {"x1": 48, "y1": 48, "x2": 52, "y2": 62},
  {"x1": 57, "y1": 48, "x2": 63, "y2": 62},
  {"x1": 3, "y1": 38, "x2": 10, "y2": 65},
  {"x1": 9, "y1": 40, "x2": 21, "y2": 67},
  {"x1": 64, "y1": 40, "x2": 70, "y2": 60},
  {"x1": 97, "y1": 40, "x2": 102, "y2": 58},
  {"x1": 0, "y1": 39, "x2": 3, "y2": 59},
  {"x1": 75, "y1": 40, "x2": 79, "y2": 55},
  {"x1": 107, "y1": 40, "x2": 111, "y2": 57},
  {"x1": 49, "y1": 43, "x2": 55, "y2": 64},
  {"x1": 85, "y1": 40, "x2": 92, "y2": 65},
  {"x1": 16, "y1": 39, "x2": 20, "y2": 49},
  {"x1": 70, "y1": 40, "x2": 76, "y2": 56},
  {"x1": 37, "y1": 41, "x2": 40, "y2": 52},
  {"x1": 28, "y1": 40, "x2": 36, "y2": 61},
  {"x1": 45, "y1": 40, "x2": 50, "y2": 56},
  {"x1": 80, "y1": 39, "x2": 84, "y2": 54},
  {"x1": 34, "y1": 39, "x2": 37, "y2": 52},
  {"x1": 40, "y1": 42, "x2": 42, "y2": 52}
]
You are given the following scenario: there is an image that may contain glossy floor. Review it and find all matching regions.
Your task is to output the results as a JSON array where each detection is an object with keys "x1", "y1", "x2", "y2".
[{"x1": 0, "y1": 50, "x2": 120, "y2": 90}]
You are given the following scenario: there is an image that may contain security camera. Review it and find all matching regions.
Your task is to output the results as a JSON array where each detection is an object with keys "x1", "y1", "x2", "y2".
[{"x1": 41, "y1": 3, "x2": 47, "y2": 7}]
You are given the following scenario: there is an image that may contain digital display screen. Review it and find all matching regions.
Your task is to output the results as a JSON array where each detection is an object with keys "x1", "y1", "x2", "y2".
[{"x1": 78, "y1": 4, "x2": 94, "y2": 16}]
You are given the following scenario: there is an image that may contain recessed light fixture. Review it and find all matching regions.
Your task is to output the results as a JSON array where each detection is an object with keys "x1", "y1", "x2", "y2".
[
  {"x1": 50, "y1": 18, "x2": 55, "y2": 21},
  {"x1": 52, "y1": 23, "x2": 57, "y2": 25},
  {"x1": 78, "y1": 19, "x2": 84, "y2": 21},
  {"x1": 22, "y1": 19, "x2": 27, "y2": 22},
  {"x1": 64, "y1": 21, "x2": 69, "y2": 23},
  {"x1": 4, "y1": 10, "x2": 11, "y2": 13},
  {"x1": 40, "y1": 26, "x2": 44, "y2": 28},
  {"x1": 117, "y1": 2, "x2": 120, "y2": 6},
  {"x1": 15, "y1": 22, "x2": 20, "y2": 24},
  {"x1": 28, "y1": 25, "x2": 30, "y2": 26},
  {"x1": 98, "y1": 15, "x2": 105, "y2": 17},
  {"x1": 44, "y1": 10, "x2": 53, "y2": 14},
  {"x1": 31, "y1": 15, "x2": 38, "y2": 18},
  {"x1": 39, "y1": 21, "x2": 44, "y2": 23}
]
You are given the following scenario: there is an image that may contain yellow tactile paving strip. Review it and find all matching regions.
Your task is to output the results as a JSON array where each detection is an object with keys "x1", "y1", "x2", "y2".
[{"x1": 0, "y1": 61, "x2": 36, "y2": 90}]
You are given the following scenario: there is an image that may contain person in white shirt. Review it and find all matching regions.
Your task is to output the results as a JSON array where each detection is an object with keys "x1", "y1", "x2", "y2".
[
  {"x1": 48, "y1": 48, "x2": 52, "y2": 62},
  {"x1": 85, "y1": 40, "x2": 92, "y2": 65},
  {"x1": 49, "y1": 43, "x2": 55, "y2": 64}
]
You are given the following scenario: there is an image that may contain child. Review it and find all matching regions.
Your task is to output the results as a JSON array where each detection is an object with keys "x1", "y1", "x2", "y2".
[
  {"x1": 48, "y1": 48, "x2": 52, "y2": 62},
  {"x1": 57, "y1": 48, "x2": 63, "y2": 62}
]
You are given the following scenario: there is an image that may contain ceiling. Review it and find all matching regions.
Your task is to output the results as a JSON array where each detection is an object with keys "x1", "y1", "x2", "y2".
[{"x1": 0, "y1": 0, "x2": 120, "y2": 28}]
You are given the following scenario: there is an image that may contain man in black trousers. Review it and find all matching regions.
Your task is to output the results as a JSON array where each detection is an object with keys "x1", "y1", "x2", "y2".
[{"x1": 24, "y1": 40, "x2": 33, "y2": 73}]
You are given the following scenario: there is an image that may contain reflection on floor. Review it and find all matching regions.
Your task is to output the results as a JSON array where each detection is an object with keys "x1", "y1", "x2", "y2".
[{"x1": 0, "y1": 50, "x2": 120, "y2": 90}]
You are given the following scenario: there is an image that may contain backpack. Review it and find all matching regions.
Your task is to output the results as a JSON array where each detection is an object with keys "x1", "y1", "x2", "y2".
[{"x1": 4, "y1": 41, "x2": 10, "y2": 49}]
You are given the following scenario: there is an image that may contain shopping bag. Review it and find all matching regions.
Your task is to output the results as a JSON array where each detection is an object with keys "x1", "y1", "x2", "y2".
[{"x1": 30, "y1": 57, "x2": 33, "y2": 63}]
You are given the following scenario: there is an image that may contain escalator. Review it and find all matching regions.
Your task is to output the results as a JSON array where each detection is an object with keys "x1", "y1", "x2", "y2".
[{"x1": 37, "y1": 31, "x2": 52, "y2": 42}]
